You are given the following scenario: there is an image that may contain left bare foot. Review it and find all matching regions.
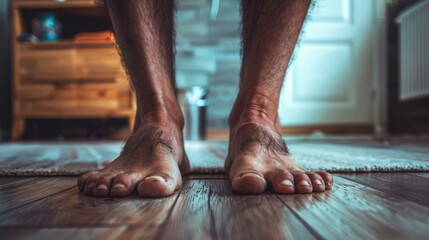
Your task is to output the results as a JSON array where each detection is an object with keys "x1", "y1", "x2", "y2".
[{"x1": 225, "y1": 109, "x2": 333, "y2": 194}]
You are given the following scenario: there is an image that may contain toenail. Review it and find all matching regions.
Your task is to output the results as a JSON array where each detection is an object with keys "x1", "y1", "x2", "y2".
[
  {"x1": 87, "y1": 183, "x2": 95, "y2": 189},
  {"x1": 315, "y1": 179, "x2": 323, "y2": 185},
  {"x1": 240, "y1": 172, "x2": 262, "y2": 179},
  {"x1": 145, "y1": 176, "x2": 165, "y2": 182},
  {"x1": 298, "y1": 180, "x2": 310, "y2": 187},
  {"x1": 96, "y1": 184, "x2": 108, "y2": 190},
  {"x1": 281, "y1": 179, "x2": 294, "y2": 187},
  {"x1": 112, "y1": 183, "x2": 126, "y2": 189}
]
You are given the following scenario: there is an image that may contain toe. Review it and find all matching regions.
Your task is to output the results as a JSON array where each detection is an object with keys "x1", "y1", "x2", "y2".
[
  {"x1": 111, "y1": 171, "x2": 144, "y2": 197},
  {"x1": 231, "y1": 169, "x2": 267, "y2": 194},
  {"x1": 317, "y1": 171, "x2": 333, "y2": 190},
  {"x1": 267, "y1": 170, "x2": 295, "y2": 194},
  {"x1": 93, "y1": 173, "x2": 115, "y2": 197},
  {"x1": 293, "y1": 172, "x2": 313, "y2": 194},
  {"x1": 137, "y1": 173, "x2": 179, "y2": 198},
  {"x1": 84, "y1": 173, "x2": 101, "y2": 195},
  {"x1": 77, "y1": 171, "x2": 98, "y2": 192},
  {"x1": 307, "y1": 172, "x2": 325, "y2": 192}
]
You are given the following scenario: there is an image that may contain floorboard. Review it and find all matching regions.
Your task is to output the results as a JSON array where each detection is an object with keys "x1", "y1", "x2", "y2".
[
  {"x1": 339, "y1": 173, "x2": 429, "y2": 208},
  {"x1": 277, "y1": 176, "x2": 429, "y2": 239},
  {"x1": 0, "y1": 186, "x2": 179, "y2": 229},
  {"x1": 0, "y1": 227, "x2": 127, "y2": 240},
  {"x1": 159, "y1": 179, "x2": 317, "y2": 240},
  {"x1": 0, "y1": 174, "x2": 428, "y2": 239},
  {"x1": 184, "y1": 174, "x2": 227, "y2": 180},
  {"x1": 0, "y1": 177, "x2": 76, "y2": 214},
  {"x1": 0, "y1": 177, "x2": 33, "y2": 185},
  {"x1": 408, "y1": 172, "x2": 429, "y2": 179}
]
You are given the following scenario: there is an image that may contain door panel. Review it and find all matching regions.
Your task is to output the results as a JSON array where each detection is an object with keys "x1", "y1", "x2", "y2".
[{"x1": 279, "y1": 0, "x2": 374, "y2": 125}]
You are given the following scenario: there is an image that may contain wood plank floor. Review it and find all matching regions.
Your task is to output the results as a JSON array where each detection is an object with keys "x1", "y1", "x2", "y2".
[
  {"x1": 1, "y1": 139, "x2": 429, "y2": 239},
  {"x1": 1, "y1": 172, "x2": 429, "y2": 240}
]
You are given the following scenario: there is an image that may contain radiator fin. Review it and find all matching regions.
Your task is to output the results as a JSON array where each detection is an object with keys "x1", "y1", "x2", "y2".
[{"x1": 396, "y1": 0, "x2": 429, "y2": 101}]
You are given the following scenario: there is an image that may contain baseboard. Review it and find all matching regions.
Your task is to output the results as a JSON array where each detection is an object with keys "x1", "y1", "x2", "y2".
[
  {"x1": 207, "y1": 129, "x2": 229, "y2": 139},
  {"x1": 207, "y1": 124, "x2": 373, "y2": 139},
  {"x1": 281, "y1": 124, "x2": 373, "y2": 135}
]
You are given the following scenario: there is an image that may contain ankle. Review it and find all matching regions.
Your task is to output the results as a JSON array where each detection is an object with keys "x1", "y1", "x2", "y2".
[
  {"x1": 138, "y1": 102, "x2": 184, "y2": 129},
  {"x1": 229, "y1": 93, "x2": 278, "y2": 129}
]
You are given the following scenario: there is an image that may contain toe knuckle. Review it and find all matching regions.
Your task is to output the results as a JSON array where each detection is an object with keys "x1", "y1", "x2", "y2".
[{"x1": 114, "y1": 174, "x2": 127, "y2": 182}]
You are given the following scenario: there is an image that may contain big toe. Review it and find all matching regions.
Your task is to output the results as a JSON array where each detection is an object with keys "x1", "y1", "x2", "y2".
[
  {"x1": 137, "y1": 174, "x2": 179, "y2": 198},
  {"x1": 231, "y1": 170, "x2": 267, "y2": 194}
]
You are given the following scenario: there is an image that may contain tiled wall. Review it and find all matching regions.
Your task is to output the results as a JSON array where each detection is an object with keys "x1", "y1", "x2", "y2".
[{"x1": 176, "y1": 0, "x2": 241, "y2": 129}]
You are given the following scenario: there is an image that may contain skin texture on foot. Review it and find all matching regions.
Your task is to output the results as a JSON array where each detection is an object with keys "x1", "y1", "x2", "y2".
[
  {"x1": 78, "y1": 113, "x2": 189, "y2": 198},
  {"x1": 226, "y1": 113, "x2": 333, "y2": 194}
]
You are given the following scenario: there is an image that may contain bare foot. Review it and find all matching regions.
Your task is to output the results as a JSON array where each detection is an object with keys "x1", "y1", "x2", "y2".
[
  {"x1": 77, "y1": 111, "x2": 189, "y2": 198},
  {"x1": 225, "y1": 111, "x2": 333, "y2": 194}
]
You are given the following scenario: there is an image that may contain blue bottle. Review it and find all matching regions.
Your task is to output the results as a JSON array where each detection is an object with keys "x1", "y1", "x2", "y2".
[{"x1": 33, "y1": 13, "x2": 62, "y2": 41}]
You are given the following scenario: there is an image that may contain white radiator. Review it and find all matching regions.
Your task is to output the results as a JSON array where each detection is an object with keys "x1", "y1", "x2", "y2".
[{"x1": 396, "y1": 0, "x2": 429, "y2": 101}]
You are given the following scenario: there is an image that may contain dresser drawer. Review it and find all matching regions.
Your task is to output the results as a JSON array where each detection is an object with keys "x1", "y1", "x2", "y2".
[
  {"x1": 19, "y1": 83, "x2": 123, "y2": 111},
  {"x1": 19, "y1": 43, "x2": 126, "y2": 82},
  {"x1": 77, "y1": 83, "x2": 119, "y2": 100},
  {"x1": 20, "y1": 46, "x2": 76, "y2": 82},
  {"x1": 75, "y1": 46, "x2": 125, "y2": 79}
]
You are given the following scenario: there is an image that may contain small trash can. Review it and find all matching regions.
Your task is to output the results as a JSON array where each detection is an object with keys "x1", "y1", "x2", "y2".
[{"x1": 181, "y1": 86, "x2": 209, "y2": 141}]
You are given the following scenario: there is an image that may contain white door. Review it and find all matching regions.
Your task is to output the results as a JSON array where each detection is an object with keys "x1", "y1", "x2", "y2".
[{"x1": 279, "y1": 0, "x2": 376, "y2": 126}]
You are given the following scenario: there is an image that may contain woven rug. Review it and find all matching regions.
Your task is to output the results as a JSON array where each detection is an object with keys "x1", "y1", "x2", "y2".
[{"x1": 0, "y1": 141, "x2": 429, "y2": 176}]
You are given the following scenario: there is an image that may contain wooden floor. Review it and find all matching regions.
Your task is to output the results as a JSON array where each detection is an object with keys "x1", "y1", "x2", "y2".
[
  {"x1": 1, "y1": 139, "x2": 429, "y2": 239},
  {"x1": 1, "y1": 171, "x2": 429, "y2": 239}
]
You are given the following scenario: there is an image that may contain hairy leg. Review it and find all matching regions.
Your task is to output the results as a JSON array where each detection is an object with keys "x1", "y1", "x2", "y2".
[
  {"x1": 226, "y1": 0, "x2": 333, "y2": 194},
  {"x1": 77, "y1": 0, "x2": 189, "y2": 197}
]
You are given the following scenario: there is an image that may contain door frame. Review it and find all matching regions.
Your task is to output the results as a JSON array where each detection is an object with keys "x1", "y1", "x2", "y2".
[{"x1": 372, "y1": 0, "x2": 388, "y2": 139}]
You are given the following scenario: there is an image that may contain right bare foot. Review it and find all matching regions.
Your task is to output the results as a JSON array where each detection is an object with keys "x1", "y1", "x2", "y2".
[{"x1": 77, "y1": 110, "x2": 189, "y2": 198}]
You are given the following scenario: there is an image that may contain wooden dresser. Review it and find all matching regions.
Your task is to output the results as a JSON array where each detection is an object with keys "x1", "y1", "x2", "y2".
[{"x1": 11, "y1": 0, "x2": 135, "y2": 140}]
